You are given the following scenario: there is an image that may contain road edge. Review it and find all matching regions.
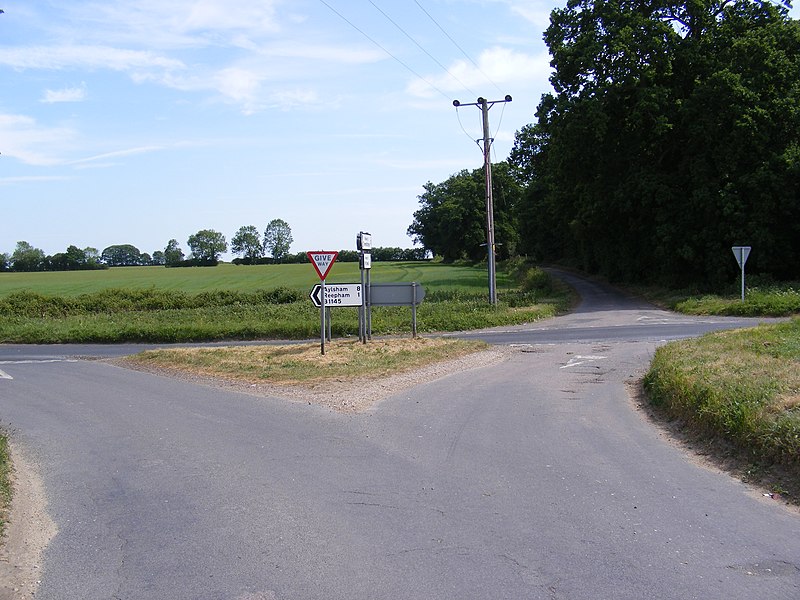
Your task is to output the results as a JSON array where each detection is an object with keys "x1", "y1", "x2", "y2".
[{"x1": 0, "y1": 440, "x2": 57, "y2": 600}]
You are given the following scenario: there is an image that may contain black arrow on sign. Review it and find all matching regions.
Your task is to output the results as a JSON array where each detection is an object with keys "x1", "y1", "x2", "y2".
[{"x1": 309, "y1": 284, "x2": 323, "y2": 308}]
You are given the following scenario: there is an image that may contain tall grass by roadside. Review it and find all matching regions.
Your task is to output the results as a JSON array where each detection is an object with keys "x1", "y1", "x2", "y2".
[
  {"x1": 628, "y1": 280, "x2": 800, "y2": 317},
  {"x1": 674, "y1": 286, "x2": 800, "y2": 317},
  {"x1": 643, "y1": 318, "x2": 800, "y2": 495},
  {"x1": 0, "y1": 263, "x2": 569, "y2": 343}
]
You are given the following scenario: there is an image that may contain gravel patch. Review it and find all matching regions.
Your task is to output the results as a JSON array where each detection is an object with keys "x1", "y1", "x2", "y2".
[{"x1": 112, "y1": 346, "x2": 513, "y2": 413}]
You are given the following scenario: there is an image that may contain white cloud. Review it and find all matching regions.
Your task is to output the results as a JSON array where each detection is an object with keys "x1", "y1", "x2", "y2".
[
  {"x1": 41, "y1": 85, "x2": 87, "y2": 104},
  {"x1": 67, "y1": 0, "x2": 283, "y2": 49},
  {"x1": 0, "y1": 114, "x2": 77, "y2": 166},
  {"x1": 509, "y1": 1, "x2": 556, "y2": 29},
  {"x1": 0, "y1": 176, "x2": 72, "y2": 186},
  {"x1": 70, "y1": 146, "x2": 167, "y2": 165},
  {"x1": 407, "y1": 47, "x2": 551, "y2": 98},
  {"x1": 0, "y1": 45, "x2": 185, "y2": 72}
]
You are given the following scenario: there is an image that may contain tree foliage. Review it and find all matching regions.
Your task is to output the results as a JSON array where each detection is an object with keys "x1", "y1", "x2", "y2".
[
  {"x1": 101, "y1": 244, "x2": 143, "y2": 267},
  {"x1": 408, "y1": 163, "x2": 522, "y2": 261},
  {"x1": 231, "y1": 225, "x2": 263, "y2": 263},
  {"x1": 509, "y1": 0, "x2": 800, "y2": 287},
  {"x1": 48, "y1": 245, "x2": 103, "y2": 271},
  {"x1": 163, "y1": 239, "x2": 185, "y2": 266},
  {"x1": 11, "y1": 241, "x2": 47, "y2": 272},
  {"x1": 263, "y1": 219, "x2": 293, "y2": 263},
  {"x1": 187, "y1": 229, "x2": 227, "y2": 264}
]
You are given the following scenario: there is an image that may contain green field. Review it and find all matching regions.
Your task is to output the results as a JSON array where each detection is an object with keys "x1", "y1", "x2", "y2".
[
  {"x1": 0, "y1": 261, "x2": 513, "y2": 297},
  {"x1": 0, "y1": 261, "x2": 567, "y2": 343}
]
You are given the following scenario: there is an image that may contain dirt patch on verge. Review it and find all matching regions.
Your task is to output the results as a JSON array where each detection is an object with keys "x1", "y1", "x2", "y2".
[
  {"x1": 114, "y1": 346, "x2": 513, "y2": 413},
  {"x1": 0, "y1": 441, "x2": 57, "y2": 600}
]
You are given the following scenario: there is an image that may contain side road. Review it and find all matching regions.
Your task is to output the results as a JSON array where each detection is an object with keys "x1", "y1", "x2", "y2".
[{"x1": 0, "y1": 271, "x2": 797, "y2": 599}]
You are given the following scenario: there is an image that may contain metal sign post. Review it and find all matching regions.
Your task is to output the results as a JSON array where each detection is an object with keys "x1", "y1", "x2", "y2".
[
  {"x1": 320, "y1": 279, "x2": 326, "y2": 354},
  {"x1": 357, "y1": 232, "x2": 372, "y2": 342},
  {"x1": 732, "y1": 246, "x2": 751, "y2": 303},
  {"x1": 307, "y1": 251, "x2": 339, "y2": 355},
  {"x1": 370, "y1": 283, "x2": 426, "y2": 337}
]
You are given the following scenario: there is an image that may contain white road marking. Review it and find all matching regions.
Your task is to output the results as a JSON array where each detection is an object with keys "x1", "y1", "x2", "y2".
[
  {"x1": 0, "y1": 359, "x2": 78, "y2": 365},
  {"x1": 0, "y1": 369, "x2": 13, "y2": 380},
  {"x1": 560, "y1": 355, "x2": 608, "y2": 369}
]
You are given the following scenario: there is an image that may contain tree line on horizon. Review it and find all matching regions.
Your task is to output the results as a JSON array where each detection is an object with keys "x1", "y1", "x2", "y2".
[
  {"x1": 1, "y1": 218, "x2": 427, "y2": 273},
  {"x1": 408, "y1": 0, "x2": 799, "y2": 289}
]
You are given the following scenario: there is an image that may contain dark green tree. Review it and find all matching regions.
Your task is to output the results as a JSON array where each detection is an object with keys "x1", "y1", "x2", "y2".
[
  {"x1": 232, "y1": 225, "x2": 263, "y2": 263},
  {"x1": 408, "y1": 163, "x2": 521, "y2": 261},
  {"x1": 10, "y1": 241, "x2": 46, "y2": 272},
  {"x1": 101, "y1": 244, "x2": 142, "y2": 266},
  {"x1": 187, "y1": 229, "x2": 226, "y2": 264},
  {"x1": 263, "y1": 219, "x2": 293, "y2": 263},
  {"x1": 164, "y1": 239, "x2": 185, "y2": 266},
  {"x1": 151, "y1": 250, "x2": 166, "y2": 265},
  {"x1": 510, "y1": 0, "x2": 800, "y2": 286},
  {"x1": 83, "y1": 247, "x2": 101, "y2": 268}
]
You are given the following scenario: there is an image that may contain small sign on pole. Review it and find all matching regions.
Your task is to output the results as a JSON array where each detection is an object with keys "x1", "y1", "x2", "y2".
[
  {"x1": 307, "y1": 251, "x2": 338, "y2": 281},
  {"x1": 309, "y1": 283, "x2": 363, "y2": 308},
  {"x1": 307, "y1": 251, "x2": 339, "y2": 354},
  {"x1": 732, "y1": 246, "x2": 751, "y2": 303}
]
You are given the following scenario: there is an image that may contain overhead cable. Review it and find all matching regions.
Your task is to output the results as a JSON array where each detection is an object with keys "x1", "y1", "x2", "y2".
[
  {"x1": 317, "y1": 0, "x2": 453, "y2": 102},
  {"x1": 413, "y1": 0, "x2": 504, "y2": 95}
]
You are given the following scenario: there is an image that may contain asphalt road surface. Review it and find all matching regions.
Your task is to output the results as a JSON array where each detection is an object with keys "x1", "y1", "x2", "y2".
[{"x1": 0, "y1": 271, "x2": 798, "y2": 599}]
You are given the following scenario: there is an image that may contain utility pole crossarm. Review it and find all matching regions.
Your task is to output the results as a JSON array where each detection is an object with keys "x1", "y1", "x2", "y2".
[{"x1": 452, "y1": 95, "x2": 512, "y2": 305}]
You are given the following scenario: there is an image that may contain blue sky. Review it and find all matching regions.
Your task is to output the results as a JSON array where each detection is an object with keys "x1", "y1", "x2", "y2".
[{"x1": 2, "y1": 1, "x2": 797, "y2": 261}]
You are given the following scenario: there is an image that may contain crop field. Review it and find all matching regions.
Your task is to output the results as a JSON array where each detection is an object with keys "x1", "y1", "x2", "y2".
[
  {"x1": 0, "y1": 261, "x2": 567, "y2": 343},
  {"x1": 0, "y1": 261, "x2": 513, "y2": 297}
]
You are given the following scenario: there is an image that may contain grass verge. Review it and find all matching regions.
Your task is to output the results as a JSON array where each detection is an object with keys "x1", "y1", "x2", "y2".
[
  {"x1": 643, "y1": 318, "x2": 800, "y2": 500},
  {"x1": 126, "y1": 337, "x2": 490, "y2": 385},
  {"x1": 627, "y1": 281, "x2": 800, "y2": 317}
]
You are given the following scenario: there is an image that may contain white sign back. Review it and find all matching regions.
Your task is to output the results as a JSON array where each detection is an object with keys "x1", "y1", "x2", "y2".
[{"x1": 732, "y1": 246, "x2": 751, "y2": 269}]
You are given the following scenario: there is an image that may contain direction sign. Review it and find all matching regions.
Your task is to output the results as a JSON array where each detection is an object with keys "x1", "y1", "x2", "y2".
[
  {"x1": 310, "y1": 283, "x2": 363, "y2": 308},
  {"x1": 732, "y1": 246, "x2": 751, "y2": 269},
  {"x1": 370, "y1": 283, "x2": 426, "y2": 306},
  {"x1": 307, "y1": 251, "x2": 338, "y2": 280}
]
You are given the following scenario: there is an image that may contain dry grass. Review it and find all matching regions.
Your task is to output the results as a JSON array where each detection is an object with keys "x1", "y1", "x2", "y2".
[{"x1": 127, "y1": 337, "x2": 490, "y2": 386}]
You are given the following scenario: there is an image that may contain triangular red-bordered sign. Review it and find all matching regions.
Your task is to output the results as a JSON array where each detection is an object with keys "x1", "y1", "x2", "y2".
[{"x1": 307, "y1": 251, "x2": 338, "y2": 280}]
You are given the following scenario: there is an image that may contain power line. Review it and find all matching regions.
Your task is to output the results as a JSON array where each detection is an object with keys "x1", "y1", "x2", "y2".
[
  {"x1": 317, "y1": 0, "x2": 453, "y2": 102},
  {"x1": 366, "y1": 0, "x2": 478, "y2": 98},
  {"x1": 413, "y1": 0, "x2": 504, "y2": 96}
]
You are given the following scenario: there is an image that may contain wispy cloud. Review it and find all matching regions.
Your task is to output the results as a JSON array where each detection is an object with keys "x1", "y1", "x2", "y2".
[
  {"x1": 69, "y1": 145, "x2": 167, "y2": 165},
  {"x1": 0, "y1": 114, "x2": 77, "y2": 166},
  {"x1": 41, "y1": 85, "x2": 87, "y2": 104},
  {"x1": 509, "y1": 1, "x2": 556, "y2": 29},
  {"x1": 407, "y1": 47, "x2": 551, "y2": 98},
  {"x1": 0, "y1": 175, "x2": 72, "y2": 186},
  {"x1": 68, "y1": 0, "x2": 283, "y2": 48},
  {"x1": 0, "y1": 45, "x2": 185, "y2": 72}
]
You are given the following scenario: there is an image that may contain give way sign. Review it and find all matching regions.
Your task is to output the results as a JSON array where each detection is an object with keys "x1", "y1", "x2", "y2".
[{"x1": 307, "y1": 251, "x2": 338, "y2": 280}]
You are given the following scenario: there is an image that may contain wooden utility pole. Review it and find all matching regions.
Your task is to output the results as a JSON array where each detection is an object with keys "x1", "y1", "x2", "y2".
[{"x1": 453, "y1": 95, "x2": 512, "y2": 305}]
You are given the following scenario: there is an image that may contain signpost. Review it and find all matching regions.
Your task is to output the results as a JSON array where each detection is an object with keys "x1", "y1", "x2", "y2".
[
  {"x1": 309, "y1": 283, "x2": 363, "y2": 308},
  {"x1": 371, "y1": 282, "x2": 426, "y2": 337},
  {"x1": 732, "y1": 246, "x2": 751, "y2": 303},
  {"x1": 357, "y1": 232, "x2": 372, "y2": 343},
  {"x1": 307, "y1": 251, "x2": 339, "y2": 354}
]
